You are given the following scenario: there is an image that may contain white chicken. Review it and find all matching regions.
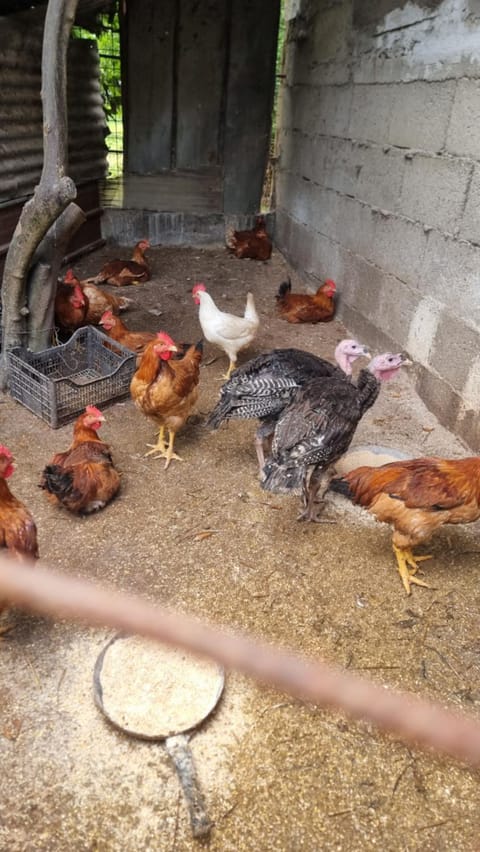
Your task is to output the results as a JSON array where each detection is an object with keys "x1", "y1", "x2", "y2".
[{"x1": 192, "y1": 283, "x2": 259, "y2": 379}]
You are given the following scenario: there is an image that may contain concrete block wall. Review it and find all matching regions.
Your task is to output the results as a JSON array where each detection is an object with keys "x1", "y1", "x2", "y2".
[{"x1": 275, "y1": 0, "x2": 480, "y2": 449}]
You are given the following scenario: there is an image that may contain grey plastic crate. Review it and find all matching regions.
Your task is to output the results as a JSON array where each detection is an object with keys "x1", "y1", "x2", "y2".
[{"x1": 7, "y1": 326, "x2": 136, "y2": 428}]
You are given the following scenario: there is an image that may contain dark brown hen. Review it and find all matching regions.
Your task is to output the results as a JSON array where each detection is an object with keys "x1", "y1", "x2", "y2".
[{"x1": 40, "y1": 406, "x2": 120, "y2": 514}]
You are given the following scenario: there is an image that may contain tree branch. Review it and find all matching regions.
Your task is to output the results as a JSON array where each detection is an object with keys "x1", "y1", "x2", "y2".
[{"x1": 0, "y1": 0, "x2": 80, "y2": 386}]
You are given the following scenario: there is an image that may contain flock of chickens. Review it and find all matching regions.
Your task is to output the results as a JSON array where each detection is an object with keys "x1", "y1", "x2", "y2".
[{"x1": 1, "y1": 223, "x2": 479, "y2": 638}]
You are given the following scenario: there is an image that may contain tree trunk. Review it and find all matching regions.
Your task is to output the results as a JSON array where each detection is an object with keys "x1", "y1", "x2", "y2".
[
  {"x1": 0, "y1": 0, "x2": 80, "y2": 387},
  {"x1": 28, "y1": 203, "x2": 87, "y2": 352}
]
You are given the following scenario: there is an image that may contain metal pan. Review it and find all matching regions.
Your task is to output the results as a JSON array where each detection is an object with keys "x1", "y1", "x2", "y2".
[{"x1": 93, "y1": 634, "x2": 225, "y2": 838}]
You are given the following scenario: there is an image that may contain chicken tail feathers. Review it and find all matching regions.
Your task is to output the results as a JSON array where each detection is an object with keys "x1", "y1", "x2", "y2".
[
  {"x1": 328, "y1": 476, "x2": 354, "y2": 501},
  {"x1": 261, "y1": 459, "x2": 304, "y2": 494},
  {"x1": 225, "y1": 228, "x2": 236, "y2": 249},
  {"x1": 276, "y1": 278, "x2": 292, "y2": 302},
  {"x1": 40, "y1": 465, "x2": 79, "y2": 505},
  {"x1": 205, "y1": 396, "x2": 232, "y2": 430}
]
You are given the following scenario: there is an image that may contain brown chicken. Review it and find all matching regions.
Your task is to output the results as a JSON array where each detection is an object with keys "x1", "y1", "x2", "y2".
[
  {"x1": 330, "y1": 456, "x2": 480, "y2": 594},
  {"x1": 89, "y1": 239, "x2": 151, "y2": 286},
  {"x1": 226, "y1": 216, "x2": 272, "y2": 261},
  {"x1": 55, "y1": 271, "x2": 89, "y2": 338},
  {"x1": 39, "y1": 406, "x2": 121, "y2": 514},
  {"x1": 0, "y1": 446, "x2": 38, "y2": 633},
  {"x1": 130, "y1": 332, "x2": 203, "y2": 468},
  {"x1": 99, "y1": 310, "x2": 155, "y2": 359},
  {"x1": 65, "y1": 270, "x2": 133, "y2": 325},
  {"x1": 276, "y1": 278, "x2": 336, "y2": 324}
]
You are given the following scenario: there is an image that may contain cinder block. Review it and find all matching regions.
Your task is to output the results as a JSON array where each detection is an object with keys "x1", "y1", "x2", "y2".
[
  {"x1": 322, "y1": 138, "x2": 361, "y2": 197},
  {"x1": 461, "y1": 354, "x2": 480, "y2": 411},
  {"x1": 317, "y1": 84, "x2": 354, "y2": 137},
  {"x1": 277, "y1": 167, "x2": 351, "y2": 249},
  {"x1": 446, "y1": 78, "x2": 480, "y2": 158},
  {"x1": 455, "y1": 405, "x2": 480, "y2": 453},
  {"x1": 334, "y1": 251, "x2": 420, "y2": 350},
  {"x1": 374, "y1": 273, "x2": 421, "y2": 346},
  {"x1": 333, "y1": 195, "x2": 376, "y2": 259},
  {"x1": 309, "y1": 230, "x2": 341, "y2": 282},
  {"x1": 275, "y1": 210, "x2": 314, "y2": 272},
  {"x1": 354, "y1": 145, "x2": 405, "y2": 210},
  {"x1": 429, "y1": 310, "x2": 480, "y2": 389},
  {"x1": 369, "y1": 213, "x2": 428, "y2": 288},
  {"x1": 406, "y1": 297, "x2": 442, "y2": 367},
  {"x1": 349, "y1": 84, "x2": 394, "y2": 145},
  {"x1": 338, "y1": 301, "x2": 399, "y2": 354},
  {"x1": 292, "y1": 0, "x2": 352, "y2": 86},
  {"x1": 353, "y1": 53, "x2": 480, "y2": 86},
  {"x1": 398, "y1": 153, "x2": 472, "y2": 232},
  {"x1": 287, "y1": 133, "x2": 330, "y2": 185},
  {"x1": 388, "y1": 81, "x2": 455, "y2": 151},
  {"x1": 414, "y1": 366, "x2": 461, "y2": 437},
  {"x1": 421, "y1": 230, "x2": 480, "y2": 326},
  {"x1": 460, "y1": 164, "x2": 480, "y2": 243}
]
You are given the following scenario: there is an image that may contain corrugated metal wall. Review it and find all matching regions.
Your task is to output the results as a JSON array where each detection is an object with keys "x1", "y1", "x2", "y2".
[{"x1": 0, "y1": 7, "x2": 108, "y2": 205}]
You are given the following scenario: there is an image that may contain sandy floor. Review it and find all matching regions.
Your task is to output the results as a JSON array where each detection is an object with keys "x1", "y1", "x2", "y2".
[{"x1": 1, "y1": 245, "x2": 480, "y2": 851}]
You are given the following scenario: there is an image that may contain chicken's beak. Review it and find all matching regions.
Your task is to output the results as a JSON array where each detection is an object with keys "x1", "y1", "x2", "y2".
[
  {"x1": 168, "y1": 345, "x2": 178, "y2": 353},
  {"x1": 400, "y1": 352, "x2": 413, "y2": 366},
  {"x1": 362, "y1": 348, "x2": 372, "y2": 359}
]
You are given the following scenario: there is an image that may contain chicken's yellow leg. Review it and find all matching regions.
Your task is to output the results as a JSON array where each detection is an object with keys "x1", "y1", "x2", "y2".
[
  {"x1": 222, "y1": 360, "x2": 237, "y2": 380},
  {"x1": 163, "y1": 430, "x2": 183, "y2": 469},
  {"x1": 145, "y1": 425, "x2": 167, "y2": 457},
  {"x1": 393, "y1": 544, "x2": 432, "y2": 594}
]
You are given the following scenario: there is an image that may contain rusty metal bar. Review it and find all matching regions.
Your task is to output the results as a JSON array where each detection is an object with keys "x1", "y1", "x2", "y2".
[{"x1": 1, "y1": 557, "x2": 480, "y2": 767}]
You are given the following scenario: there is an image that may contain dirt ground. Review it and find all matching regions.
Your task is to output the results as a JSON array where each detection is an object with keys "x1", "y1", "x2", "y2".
[{"x1": 1, "y1": 244, "x2": 480, "y2": 852}]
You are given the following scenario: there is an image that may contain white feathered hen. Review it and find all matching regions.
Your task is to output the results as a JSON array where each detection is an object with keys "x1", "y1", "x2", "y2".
[{"x1": 192, "y1": 282, "x2": 259, "y2": 378}]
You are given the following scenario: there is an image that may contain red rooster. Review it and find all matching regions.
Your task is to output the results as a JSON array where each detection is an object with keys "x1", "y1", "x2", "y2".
[{"x1": 330, "y1": 456, "x2": 480, "y2": 594}]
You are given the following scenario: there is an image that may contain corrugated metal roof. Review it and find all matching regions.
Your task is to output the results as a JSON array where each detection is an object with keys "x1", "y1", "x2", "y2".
[{"x1": 0, "y1": 1, "x2": 114, "y2": 15}]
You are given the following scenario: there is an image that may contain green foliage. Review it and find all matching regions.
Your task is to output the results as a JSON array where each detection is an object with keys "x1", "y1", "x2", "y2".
[{"x1": 72, "y1": 10, "x2": 123, "y2": 176}]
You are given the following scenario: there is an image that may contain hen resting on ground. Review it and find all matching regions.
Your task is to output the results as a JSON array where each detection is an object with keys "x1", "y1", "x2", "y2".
[
  {"x1": 226, "y1": 216, "x2": 272, "y2": 261},
  {"x1": 261, "y1": 353, "x2": 409, "y2": 522},
  {"x1": 330, "y1": 456, "x2": 480, "y2": 595},
  {"x1": 276, "y1": 277, "x2": 336, "y2": 324},
  {"x1": 63, "y1": 269, "x2": 134, "y2": 324},
  {"x1": 39, "y1": 406, "x2": 121, "y2": 514},
  {"x1": 87, "y1": 239, "x2": 150, "y2": 287},
  {"x1": 99, "y1": 310, "x2": 155, "y2": 361},
  {"x1": 130, "y1": 332, "x2": 203, "y2": 469},
  {"x1": 206, "y1": 339, "x2": 370, "y2": 471},
  {"x1": 0, "y1": 446, "x2": 38, "y2": 634},
  {"x1": 55, "y1": 271, "x2": 89, "y2": 339},
  {"x1": 192, "y1": 283, "x2": 259, "y2": 379}
]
